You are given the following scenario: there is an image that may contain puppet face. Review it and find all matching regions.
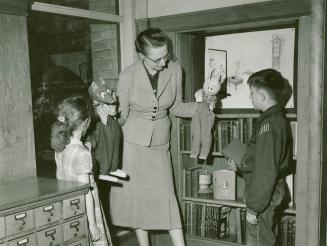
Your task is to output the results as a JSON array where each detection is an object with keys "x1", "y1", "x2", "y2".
[
  {"x1": 203, "y1": 78, "x2": 221, "y2": 96},
  {"x1": 93, "y1": 100, "x2": 117, "y2": 125}
]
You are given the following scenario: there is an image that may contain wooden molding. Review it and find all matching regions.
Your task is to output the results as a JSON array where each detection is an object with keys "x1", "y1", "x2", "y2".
[
  {"x1": 136, "y1": 0, "x2": 310, "y2": 32},
  {"x1": 0, "y1": 0, "x2": 28, "y2": 16},
  {"x1": 31, "y1": 2, "x2": 123, "y2": 22}
]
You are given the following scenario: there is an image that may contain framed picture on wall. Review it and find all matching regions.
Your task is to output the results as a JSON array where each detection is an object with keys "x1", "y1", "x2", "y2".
[
  {"x1": 205, "y1": 49, "x2": 227, "y2": 83},
  {"x1": 205, "y1": 25, "x2": 297, "y2": 113}
]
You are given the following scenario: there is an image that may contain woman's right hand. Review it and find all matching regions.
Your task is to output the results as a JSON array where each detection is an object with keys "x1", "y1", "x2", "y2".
[
  {"x1": 195, "y1": 89, "x2": 204, "y2": 102},
  {"x1": 89, "y1": 224, "x2": 101, "y2": 242}
]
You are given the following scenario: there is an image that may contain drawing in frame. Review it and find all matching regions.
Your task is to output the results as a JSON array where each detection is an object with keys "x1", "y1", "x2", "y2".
[
  {"x1": 205, "y1": 48, "x2": 227, "y2": 83},
  {"x1": 205, "y1": 26, "x2": 296, "y2": 113}
]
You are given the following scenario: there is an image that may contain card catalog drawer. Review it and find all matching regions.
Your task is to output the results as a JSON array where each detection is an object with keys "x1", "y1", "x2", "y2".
[
  {"x1": 63, "y1": 196, "x2": 85, "y2": 219},
  {"x1": 8, "y1": 233, "x2": 36, "y2": 246},
  {"x1": 5, "y1": 210, "x2": 34, "y2": 236},
  {"x1": 0, "y1": 217, "x2": 4, "y2": 239},
  {"x1": 35, "y1": 202, "x2": 61, "y2": 227},
  {"x1": 63, "y1": 217, "x2": 86, "y2": 242},
  {"x1": 37, "y1": 225, "x2": 62, "y2": 246},
  {"x1": 67, "y1": 238, "x2": 88, "y2": 246}
]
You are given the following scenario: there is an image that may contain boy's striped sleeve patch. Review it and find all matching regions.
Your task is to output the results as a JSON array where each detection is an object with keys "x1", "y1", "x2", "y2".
[{"x1": 258, "y1": 123, "x2": 270, "y2": 136}]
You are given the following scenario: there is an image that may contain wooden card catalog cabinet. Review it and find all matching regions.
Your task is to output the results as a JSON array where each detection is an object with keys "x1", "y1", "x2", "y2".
[{"x1": 0, "y1": 177, "x2": 90, "y2": 246}]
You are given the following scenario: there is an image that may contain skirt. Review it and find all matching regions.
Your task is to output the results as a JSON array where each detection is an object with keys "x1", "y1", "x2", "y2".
[{"x1": 110, "y1": 141, "x2": 182, "y2": 230}]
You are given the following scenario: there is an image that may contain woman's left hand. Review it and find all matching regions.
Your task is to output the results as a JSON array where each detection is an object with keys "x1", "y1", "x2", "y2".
[{"x1": 107, "y1": 104, "x2": 117, "y2": 116}]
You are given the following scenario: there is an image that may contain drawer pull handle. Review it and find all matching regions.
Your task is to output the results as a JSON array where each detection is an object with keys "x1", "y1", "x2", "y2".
[
  {"x1": 15, "y1": 213, "x2": 26, "y2": 227},
  {"x1": 70, "y1": 199, "x2": 80, "y2": 209},
  {"x1": 45, "y1": 229, "x2": 56, "y2": 238},
  {"x1": 43, "y1": 205, "x2": 54, "y2": 216},
  {"x1": 15, "y1": 213, "x2": 26, "y2": 220},
  {"x1": 45, "y1": 229, "x2": 56, "y2": 242},
  {"x1": 17, "y1": 238, "x2": 29, "y2": 245},
  {"x1": 70, "y1": 221, "x2": 80, "y2": 232}
]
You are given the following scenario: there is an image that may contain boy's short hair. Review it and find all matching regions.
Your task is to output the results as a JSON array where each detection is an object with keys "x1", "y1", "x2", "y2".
[{"x1": 247, "y1": 69, "x2": 292, "y2": 105}]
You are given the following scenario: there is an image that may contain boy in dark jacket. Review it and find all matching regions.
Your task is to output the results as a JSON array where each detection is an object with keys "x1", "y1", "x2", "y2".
[{"x1": 228, "y1": 69, "x2": 293, "y2": 246}]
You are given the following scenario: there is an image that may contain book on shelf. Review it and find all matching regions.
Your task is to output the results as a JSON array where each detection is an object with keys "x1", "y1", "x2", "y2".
[
  {"x1": 218, "y1": 206, "x2": 232, "y2": 239},
  {"x1": 278, "y1": 215, "x2": 296, "y2": 246},
  {"x1": 191, "y1": 169, "x2": 201, "y2": 197},
  {"x1": 183, "y1": 166, "x2": 201, "y2": 197},
  {"x1": 291, "y1": 220, "x2": 296, "y2": 246},
  {"x1": 183, "y1": 201, "x2": 232, "y2": 240},
  {"x1": 212, "y1": 169, "x2": 236, "y2": 200},
  {"x1": 290, "y1": 121, "x2": 297, "y2": 156},
  {"x1": 221, "y1": 138, "x2": 247, "y2": 165},
  {"x1": 183, "y1": 201, "x2": 191, "y2": 234},
  {"x1": 180, "y1": 120, "x2": 191, "y2": 151},
  {"x1": 235, "y1": 207, "x2": 246, "y2": 244}
]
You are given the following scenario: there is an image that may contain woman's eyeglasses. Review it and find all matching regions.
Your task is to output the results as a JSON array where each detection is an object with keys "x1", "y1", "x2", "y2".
[{"x1": 144, "y1": 53, "x2": 169, "y2": 64}]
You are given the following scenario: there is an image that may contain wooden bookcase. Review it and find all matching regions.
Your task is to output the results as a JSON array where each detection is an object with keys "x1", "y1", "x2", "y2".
[
  {"x1": 139, "y1": 1, "x2": 326, "y2": 245},
  {"x1": 177, "y1": 113, "x2": 297, "y2": 246},
  {"x1": 170, "y1": 16, "x2": 310, "y2": 246}
]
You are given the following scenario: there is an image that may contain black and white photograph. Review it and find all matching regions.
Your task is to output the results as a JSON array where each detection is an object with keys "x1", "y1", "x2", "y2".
[{"x1": 0, "y1": 1, "x2": 325, "y2": 246}]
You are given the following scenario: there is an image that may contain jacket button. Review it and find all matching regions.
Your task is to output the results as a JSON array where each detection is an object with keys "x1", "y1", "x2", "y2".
[
  {"x1": 152, "y1": 115, "x2": 155, "y2": 119},
  {"x1": 153, "y1": 111, "x2": 156, "y2": 113},
  {"x1": 154, "y1": 106, "x2": 157, "y2": 110}
]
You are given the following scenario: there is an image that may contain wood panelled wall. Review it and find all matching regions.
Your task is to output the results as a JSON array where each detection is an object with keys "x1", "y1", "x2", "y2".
[
  {"x1": 0, "y1": 13, "x2": 36, "y2": 181},
  {"x1": 137, "y1": 1, "x2": 326, "y2": 246},
  {"x1": 136, "y1": 0, "x2": 310, "y2": 32}
]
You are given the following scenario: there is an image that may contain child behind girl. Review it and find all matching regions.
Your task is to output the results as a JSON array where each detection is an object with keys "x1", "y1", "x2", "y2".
[{"x1": 50, "y1": 96, "x2": 112, "y2": 245}]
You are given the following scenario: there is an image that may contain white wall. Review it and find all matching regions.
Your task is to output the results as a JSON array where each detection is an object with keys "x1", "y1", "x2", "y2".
[{"x1": 136, "y1": 0, "x2": 271, "y2": 19}]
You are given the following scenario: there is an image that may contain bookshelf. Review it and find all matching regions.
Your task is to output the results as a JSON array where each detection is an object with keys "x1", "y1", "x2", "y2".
[
  {"x1": 177, "y1": 113, "x2": 297, "y2": 246},
  {"x1": 138, "y1": 1, "x2": 325, "y2": 245}
]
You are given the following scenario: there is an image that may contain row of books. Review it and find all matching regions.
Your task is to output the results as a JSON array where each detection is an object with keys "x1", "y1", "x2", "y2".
[
  {"x1": 180, "y1": 118, "x2": 254, "y2": 152},
  {"x1": 278, "y1": 216, "x2": 296, "y2": 246},
  {"x1": 183, "y1": 201, "x2": 246, "y2": 244},
  {"x1": 212, "y1": 119, "x2": 253, "y2": 152},
  {"x1": 183, "y1": 201, "x2": 295, "y2": 245},
  {"x1": 180, "y1": 119, "x2": 298, "y2": 157},
  {"x1": 183, "y1": 201, "x2": 233, "y2": 239}
]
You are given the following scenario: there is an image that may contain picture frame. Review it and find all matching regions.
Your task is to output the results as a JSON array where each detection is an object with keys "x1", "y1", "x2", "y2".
[
  {"x1": 205, "y1": 25, "x2": 297, "y2": 113},
  {"x1": 205, "y1": 49, "x2": 227, "y2": 83}
]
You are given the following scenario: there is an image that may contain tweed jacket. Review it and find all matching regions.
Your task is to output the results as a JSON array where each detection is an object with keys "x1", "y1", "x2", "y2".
[{"x1": 117, "y1": 60, "x2": 197, "y2": 147}]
